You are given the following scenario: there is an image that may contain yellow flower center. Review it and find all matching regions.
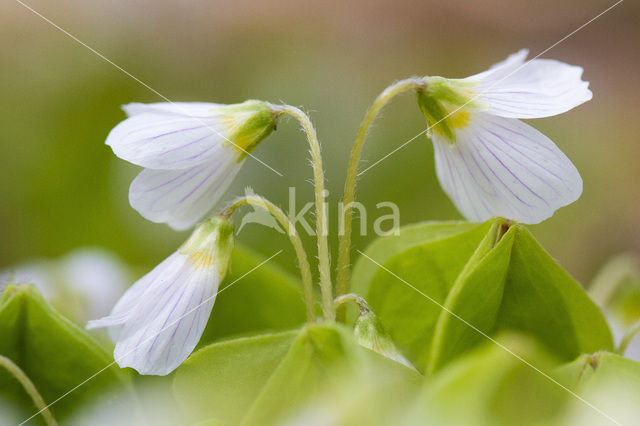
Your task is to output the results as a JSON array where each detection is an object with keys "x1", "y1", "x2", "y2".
[{"x1": 188, "y1": 249, "x2": 215, "y2": 271}]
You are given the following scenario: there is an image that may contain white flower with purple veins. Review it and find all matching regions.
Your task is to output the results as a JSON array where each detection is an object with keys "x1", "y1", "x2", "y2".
[
  {"x1": 106, "y1": 100, "x2": 278, "y2": 230},
  {"x1": 418, "y1": 49, "x2": 592, "y2": 224},
  {"x1": 87, "y1": 216, "x2": 234, "y2": 375}
]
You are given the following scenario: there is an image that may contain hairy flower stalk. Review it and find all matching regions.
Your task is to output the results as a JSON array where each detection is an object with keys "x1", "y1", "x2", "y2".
[
  {"x1": 106, "y1": 100, "x2": 279, "y2": 230},
  {"x1": 106, "y1": 98, "x2": 334, "y2": 319},
  {"x1": 87, "y1": 216, "x2": 234, "y2": 375},
  {"x1": 336, "y1": 78, "x2": 425, "y2": 320},
  {"x1": 223, "y1": 195, "x2": 316, "y2": 322},
  {"x1": 274, "y1": 105, "x2": 335, "y2": 321}
]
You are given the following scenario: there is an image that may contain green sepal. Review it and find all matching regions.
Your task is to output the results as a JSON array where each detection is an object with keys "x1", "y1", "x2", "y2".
[
  {"x1": 219, "y1": 100, "x2": 277, "y2": 159},
  {"x1": 416, "y1": 77, "x2": 479, "y2": 143},
  {"x1": 180, "y1": 215, "x2": 235, "y2": 277}
]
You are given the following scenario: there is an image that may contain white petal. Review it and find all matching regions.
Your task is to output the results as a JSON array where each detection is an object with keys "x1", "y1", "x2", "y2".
[
  {"x1": 432, "y1": 113, "x2": 582, "y2": 224},
  {"x1": 129, "y1": 156, "x2": 241, "y2": 230},
  {"x1": 122, "y1": 102, "x2": 221, "y2": 118},
  {"x1": 465, "y1": 49, "x2": 529, "y2": 83},
  {"x1": 106, "y1": 103, "x2": 232, "y2": 170},
  {"x1": 86, "y1": 253, "x2": 181, "y2": 341},
  {"x1": 464, "y1": 50, "x2": 592, "y2": 118},
  {"x1": 113, "y1": 257, "x2": 219, "y2": 375}
]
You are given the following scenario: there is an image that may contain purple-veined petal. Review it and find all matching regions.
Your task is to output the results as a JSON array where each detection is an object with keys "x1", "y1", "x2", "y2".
[
  {"x1": 432, "y1": 112, "x2": 582, "y2": 224},
  {"x1": 86, "y1": 253, "x2": 182, "y2": 341},
  {"x1": 112, "y1": 257, "x2": 219, "y2": 376},
  {"x1": 87, "y1": 217, "x2": 234, "y2": 376},
  {"x1": 106, "y1": 103, "x2": 232, "y2": 170},
  {"x1": 464, "y1": 50, "x2": 592, "y2": 118},
  {"x1": 129, "y1": 155, "x2": 241, "y2": 230}
]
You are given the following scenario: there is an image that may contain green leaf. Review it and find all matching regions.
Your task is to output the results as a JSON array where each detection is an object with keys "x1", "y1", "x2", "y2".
[
  {"x1": 494, "y1": 226, "x2": 613, "y2": 360},
  {"x1": 352, "y1": 218, "x2": 613, "y2": 372},
  {"x1": 409, "y1": 334, "x2": 570, "y2": 426},
  {"x1": 173, "y1": 330, "x2": 298, "y2": 425},
  {"x1": 198, "y1": 245, "x2": 307, "y2": 346},
  {"x1": 0, "y1": 284, "x2": 130, "y2": 423},
  {"x1": 351, "y1": 220, "x2": 492, "y2": 368},
  {"x1": 428, "y1": 221, "x2": 515, "y2": 372},
  {"x1": 173, "y1": 323, "x2": 420, "y2": 426}
]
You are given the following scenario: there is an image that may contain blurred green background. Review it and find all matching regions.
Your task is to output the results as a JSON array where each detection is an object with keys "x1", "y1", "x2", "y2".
[{"x1": 1, "y1": 0, "x2": 638, "y2": 285}]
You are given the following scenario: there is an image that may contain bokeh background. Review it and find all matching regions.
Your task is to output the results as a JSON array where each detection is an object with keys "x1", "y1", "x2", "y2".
[{"x1": 1, "y1": 0, "x2": 638, "y2": 286}]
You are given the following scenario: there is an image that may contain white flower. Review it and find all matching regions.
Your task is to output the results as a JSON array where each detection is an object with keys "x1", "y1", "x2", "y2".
[
  {"x1": 87, "y1": 216, "x2": 234, "y2": 376},
  {"x1": 418, "y1": 49, "x2": 592, "y2": 224},
  {"x1": 106, "y1": 100, "x2": 278, "y2": 230}
]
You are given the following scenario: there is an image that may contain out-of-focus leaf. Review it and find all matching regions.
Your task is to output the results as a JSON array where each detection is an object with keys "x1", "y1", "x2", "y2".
[
  {"x1": 0, "y1": 284, "x2": 130, "y2": 424},
  {"x1": 556, "y1": 352, "x2": 640, "y2": 425},
  {"x1": 556, "y1": 351, "x2": 640, "y2": 394},
  {"x1": 173, "y1": 323, "x2": 420, "y2": 426},
  {"x1": 408, "y1": 334, "x2": 569, "y2": 426},
  {"x1": 588, "y1": 253, "x2": 640, "y2": 360},
  {"x1": 198, "y1": 245, "x2": 307, "y2": 346},
  {"x1": 352, "y1": 218, "x2": 613, "y2": 372},
  {"x1": 174, "y1": 330, "x2": 298, "y2": 425}
]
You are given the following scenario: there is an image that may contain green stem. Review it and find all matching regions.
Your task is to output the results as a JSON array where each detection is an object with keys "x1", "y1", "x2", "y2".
[
  {"x1": 334, "y1": 293, "x2": 371, "y2": 316},
  {"x1": 617, "y1": 320, "x2": 640, "y2": 356},
  {"x1": 275, "y1": 105, "x2": 335, "y2": 321},
  {"x1": 336, "y1": 78, "x2": 424, "y2": 321},
  {"x1": 223, "y1": 195, "x2": 316, "y2": 322},
  {"x1": 0, "y1": 355, "x2": 58, "y2": 426}
]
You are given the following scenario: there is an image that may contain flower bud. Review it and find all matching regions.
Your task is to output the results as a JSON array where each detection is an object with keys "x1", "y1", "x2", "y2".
[{"x1": 354, "y1": 309, "x2": 416, "y2": 371}]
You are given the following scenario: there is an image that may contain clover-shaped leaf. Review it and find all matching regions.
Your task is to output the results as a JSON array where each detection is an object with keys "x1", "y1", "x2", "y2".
[{"x1": 351, "y1": 218, "x2": 613, "y2": 372}]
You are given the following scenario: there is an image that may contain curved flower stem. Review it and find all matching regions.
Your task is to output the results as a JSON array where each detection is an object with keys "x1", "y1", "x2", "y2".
[
  {"x1": 274, "y1": 105, "x2": 335, "y2": 321},
  {"x1": 334, "y1": 293, "x2": 371, "y2": 316},
  {"x1": 336, "y1": 78, "x2": 424, "y2": 321},
  {"x1": 223, "y1": 195, "x2": 316, "y2": 322},
  {"x1": 617, "y1": 320, "x2": 640, "y2": 356},
  {"x1": 0, "y1": 355, "x2": 58, "y2": 426}
]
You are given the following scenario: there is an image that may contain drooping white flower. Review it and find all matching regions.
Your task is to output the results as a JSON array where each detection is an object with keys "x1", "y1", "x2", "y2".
[
  {"x1": 418, "y1": 50, "x2": 591, "y2": 224},
  {"x1": 87, "y1": 216, "x2": 234, "y2": 376},
  {"x1": 106, "y1": 100, "x2": 278, "y2": 230}
]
